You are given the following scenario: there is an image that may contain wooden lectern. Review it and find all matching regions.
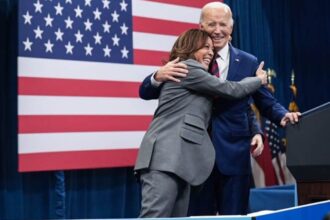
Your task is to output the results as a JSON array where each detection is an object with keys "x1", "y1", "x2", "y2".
[{"x1": 286, "y1": 102, "x2": 330, "y2": 205}]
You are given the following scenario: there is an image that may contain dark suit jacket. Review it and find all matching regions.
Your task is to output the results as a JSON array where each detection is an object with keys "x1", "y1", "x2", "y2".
[
  {"x1": 135, "y1": 59, "x2": 262, "y2": 185},
  {"x1": 139, "y1": 45, "x2": 288, "y2": 176},
  {"x1": 211, "y1": 46, "x2": 287, "y2": 175}
]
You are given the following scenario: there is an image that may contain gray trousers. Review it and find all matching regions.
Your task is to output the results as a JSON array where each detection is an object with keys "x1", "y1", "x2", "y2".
[{"x1": 139, "y1": 170, "x2": 191, "y2": 218}]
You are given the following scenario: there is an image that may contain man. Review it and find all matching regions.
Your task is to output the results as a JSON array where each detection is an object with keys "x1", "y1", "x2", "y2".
[{"x1": 139, "y1": 2, "x2": 301, "y2": 215}]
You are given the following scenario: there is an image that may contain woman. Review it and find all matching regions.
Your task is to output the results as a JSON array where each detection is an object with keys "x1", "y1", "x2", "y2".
[{"x1": 134, "y1": 29, "x2": 267, "y2": 218}]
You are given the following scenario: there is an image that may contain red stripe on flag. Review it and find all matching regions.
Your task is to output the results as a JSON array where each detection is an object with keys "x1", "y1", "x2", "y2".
[
  {"x1": 144, "y1": 0, "x2": 219, "y2": 8},
  {"x1": 255, "y1": 136, "x2": 277, "y2": 186},
  {"x1": 19, "y1": 115, "x2": 153, "y2": 133},
  {"x1": 19, "y1": 77, "x2": 140, "y2": 97},
  {"x1": 134, "y1": 49, "x2": 169, "y2": 66},
  {"x1": 133, "y1": 16, "x2": 198, "y2": 36},
  {"x1": 18, "y1": 149, "x2": 138, "y2": 172}
]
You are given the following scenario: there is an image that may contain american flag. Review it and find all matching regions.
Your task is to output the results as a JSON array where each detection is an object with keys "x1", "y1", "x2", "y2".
[
  {"x1": 264, "y1": 119, "x2": 285, "y2": 185},
  {"x1": 251, "y1": 108, "x2": 296, "y2": 187},
  {"x1": 18, "y1": 0, "x2": 210, "y2": 172},
  {"x1": 251, "y1": 117, "x2": 287, "y2": 187},
  {"x1": 264, "y1": 119, "x2": 296, "y2": 186}
]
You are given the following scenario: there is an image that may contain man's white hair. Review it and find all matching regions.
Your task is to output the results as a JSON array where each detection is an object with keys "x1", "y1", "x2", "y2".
[{"x1": 199, "y1": 1, "x2": 234, "y2": 27}]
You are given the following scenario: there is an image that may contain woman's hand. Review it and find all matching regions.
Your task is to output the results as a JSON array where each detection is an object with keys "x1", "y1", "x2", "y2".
[
  {"x1": 256, "y1": 61, "x2": 268, "y2": 85},
  {"x1": 154, "y1": 57, "x2": 188, "y2": 83}
]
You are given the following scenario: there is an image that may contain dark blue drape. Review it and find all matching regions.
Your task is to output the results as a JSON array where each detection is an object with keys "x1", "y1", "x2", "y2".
[
  {"x1": 1, "y1": 0, "x2": 330, "y2": 219},
  {"x1": 289, "y1": 0, "x2": 330, "y2": 111},
  {"x1": 226, "y1": 0, "x2": 330, "y2": 111}
]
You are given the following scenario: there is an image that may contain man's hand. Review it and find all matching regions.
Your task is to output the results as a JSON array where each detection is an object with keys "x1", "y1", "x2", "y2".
[
  {"x1": 256, "y1": 61, "x2": 268, "y2": 85},
  {"x1": 154, "y1": 57, "x2": 188, "y2": 83},
  {"x1": 280, "y1": 112, "x2": 302, "y2": 127},
  {"x1": 251, "y1": 134, "x2": 264, "y2": 157}
]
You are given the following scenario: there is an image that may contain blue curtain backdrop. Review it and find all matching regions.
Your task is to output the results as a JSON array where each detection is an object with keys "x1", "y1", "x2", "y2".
[
  {"x1": 1, "y1": 0, "x2": 330, "y2": 219},
  {"x1": 226, "y1": 0, "x2": 330, "y2": 111},
  {"x1": 289, "y1": 0, "x2": 330, "y2": 110},
  {"x1": 226, "y1": 0, "x2": 293, "y2": 109}
]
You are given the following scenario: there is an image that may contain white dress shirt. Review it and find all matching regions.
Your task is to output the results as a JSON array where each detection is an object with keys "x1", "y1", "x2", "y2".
[{"x1": 216, "y1": 43, "x2": 230, "y2": 80}]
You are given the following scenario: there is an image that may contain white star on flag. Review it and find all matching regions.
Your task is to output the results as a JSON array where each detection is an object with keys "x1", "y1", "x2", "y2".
[
  {"x1": 23, "y1": 37, "x2": 33, "y2": 51},
  {"x1": 93, "y1": 8, "x2": 102, "y2": 20},
  {"x1": 120, "y1": 23, "x2": 128, "y2": 35},
  {"x1": 102, "y1": 0, "x2": 110, "y2": 9},
  {"x1": 33, "y1": 26, "x2": 43, "y2": 39},
  {"x1": 85, "y1": 0, "x2": 91, "y2": 7},
  {"x1": 93, "y1": 32, "x2": 102, "y2": 45},
  {"x1": 121, "y1": 46, "x2": 129, "y2": 58},
  {"x1": 74, "y1": 30, "x2": 83, "y2": 43},
  {"x1": 84, "y1": 43, "x2": 93, "y2": 56},
  {"x1": 64, "y1": 16, "x2": 74, "y2": 29},
  {"x1": 55, "y1": 28, "x2": 64, "y2": 41},
  {"x1": 74, "y1": 5, "x2": 83, "y2": 18},
  {"x1": 34, "y1": 0, "x2": 43, "y2": 13},
  {"x1": 54, "y1": 3, "x2": 64, "y2": 15},
  {"x1": 65, "y1": 41, "x2": 74, "y2": 54},
  {"x1": 111, "y1": 10, "x2": 119, "y2": 22},
  {"x1": 44, "y1": 39, "x2": 54, "y2": 53},
  {"x1": 120, "y1": 0, "x2": 128, "y2": 12},
  {"x1": 102, "y1": 21, "x2": 111, "y2": 33},
  {"x1": 23, "y1": 11, "x2": 33, "y2": 24},
  {"x1": 112, "y1": 34, "x2": 120, "y2": 46},
  {"x1": 84, "y1": 19, "x2": 93, "y2": 31},
  {"x1": 103, "y1": 45, "x2": 111, "y2": 57},
  {"x1": 44, "y1": 14, "x2": 53, "y2": 27}
]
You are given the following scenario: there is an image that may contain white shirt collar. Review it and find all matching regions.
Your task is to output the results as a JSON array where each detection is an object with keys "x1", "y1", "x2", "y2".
[{"x1": 217, "y1": 43, "x2": 229, "y2": 60}]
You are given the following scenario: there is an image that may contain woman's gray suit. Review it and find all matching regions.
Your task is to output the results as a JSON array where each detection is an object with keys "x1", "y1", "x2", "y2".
[{"x1": 134, "y1": 59, "x2": 261, "y2": 217}]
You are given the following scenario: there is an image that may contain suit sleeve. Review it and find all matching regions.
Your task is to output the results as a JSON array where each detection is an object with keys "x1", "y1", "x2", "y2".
[
  {"x1": 249, "y1": 59, "x2": 288, "y2": 125},
  {"x1": 181, "y1": 64, "x2": 262, "y2": 99},
  {"x1": 139, "y1": 74, "x2": 162, "y2": 100},
  {"x1": 253, "y1": 87, "x2": 288, "y2": 125}
]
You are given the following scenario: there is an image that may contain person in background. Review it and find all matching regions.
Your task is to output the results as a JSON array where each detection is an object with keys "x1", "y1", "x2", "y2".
[
  {"x1": 134, "y1": 29, "x2": 267, "y2": 218},
  {"x1": 138, "y1": 2, "x2": 301, "y2": 215}
]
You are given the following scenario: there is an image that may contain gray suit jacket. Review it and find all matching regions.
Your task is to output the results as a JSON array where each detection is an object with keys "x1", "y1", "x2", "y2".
[{"x1": 134, "y1": 59, "x2": 261, "y2": 186}]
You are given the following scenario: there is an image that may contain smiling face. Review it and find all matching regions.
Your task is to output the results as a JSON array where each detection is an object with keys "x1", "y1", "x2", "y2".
[
  {"x1": 200, "y1": 3, "x2": 233, "y2": 51},
  {"x1": 168, "y1": 29, "x2": 214, "y2": 68},
  {"x1": 193, "y1": 37, "x2": 214, "y2": 69}
]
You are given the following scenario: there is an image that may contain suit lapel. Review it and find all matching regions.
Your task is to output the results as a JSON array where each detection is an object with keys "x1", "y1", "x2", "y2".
[{"x1": 227, "y1": 45, "x2": 241, "y2": 81}]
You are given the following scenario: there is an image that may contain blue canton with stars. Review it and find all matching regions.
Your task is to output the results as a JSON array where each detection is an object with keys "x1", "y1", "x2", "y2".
[
  {"x1": 19, "y1": 0, "x2": 133, "y2": 64},
  {"x1": 264, "y1": 119, "x2": 285, "y2": 158}
]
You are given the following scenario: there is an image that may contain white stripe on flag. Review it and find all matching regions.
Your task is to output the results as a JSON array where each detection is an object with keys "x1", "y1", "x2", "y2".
[
  {"x1": 18, "y1": 57, "x2": 158, "y2": 82},
  {"x1": 133, "y1": 32, "x2": 177, "y2": 52},
  {"x1": 19, "y1": 96, "x2": 158, "y2": 115},
  {"x1": 19, "y1": 131, "x2": 145, "y2": 153},
  {"x1": 132, "y1": 0, "x2": 201, "y2": 23}
]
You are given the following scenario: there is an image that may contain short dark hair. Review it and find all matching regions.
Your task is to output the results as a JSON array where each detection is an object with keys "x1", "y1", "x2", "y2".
[{"x1": 168, "y1": 29, "x2": 212, "y2": 62}]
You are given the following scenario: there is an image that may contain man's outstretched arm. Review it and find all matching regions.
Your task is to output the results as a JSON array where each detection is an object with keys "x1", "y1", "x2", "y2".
[{"x1": 139, "y1": 74, "x2": 162, "y2": 100}]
